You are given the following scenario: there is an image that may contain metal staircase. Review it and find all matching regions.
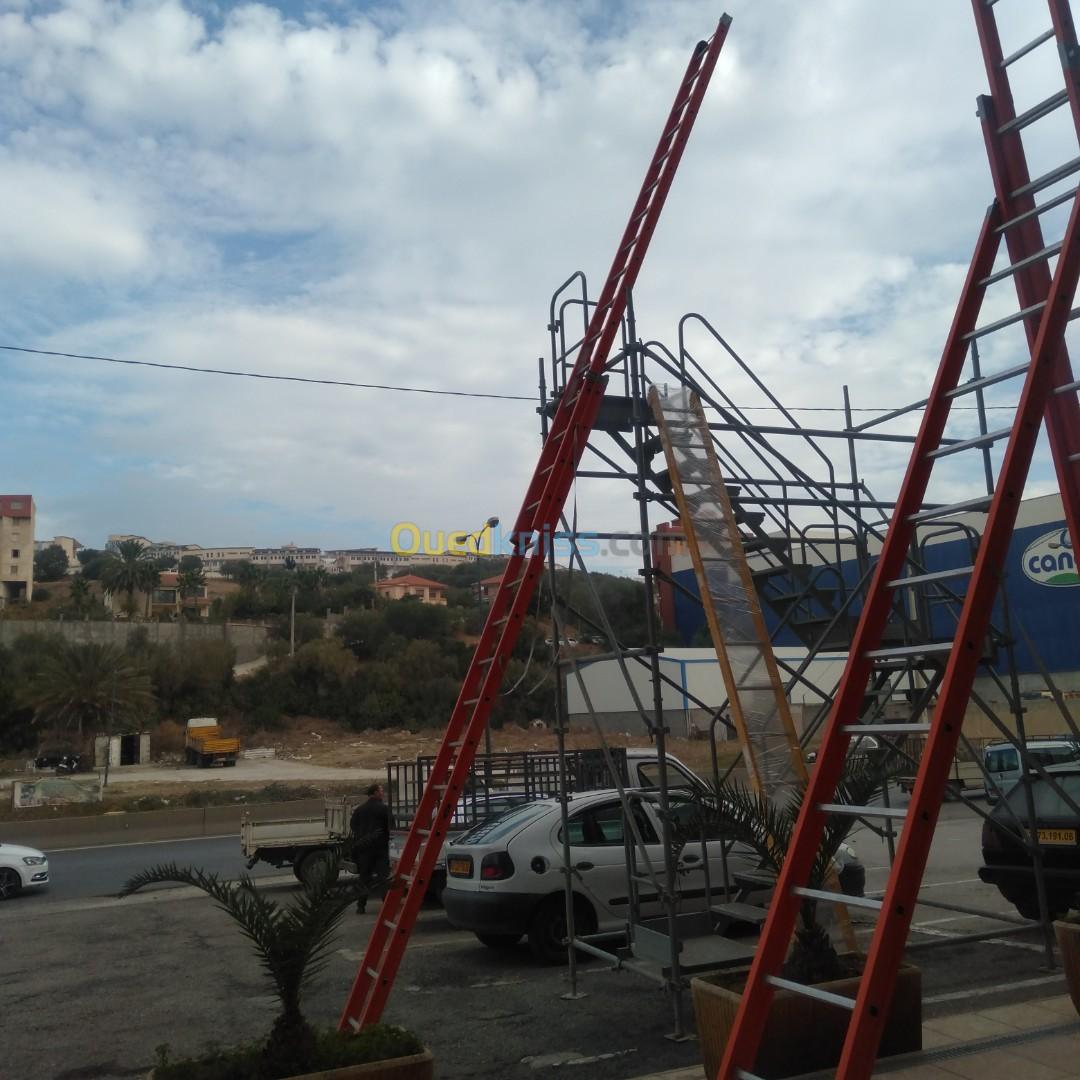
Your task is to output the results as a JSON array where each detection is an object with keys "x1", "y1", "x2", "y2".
[{"x1": 719, "y1": 2, "x2": 1080, "y2": 1076}]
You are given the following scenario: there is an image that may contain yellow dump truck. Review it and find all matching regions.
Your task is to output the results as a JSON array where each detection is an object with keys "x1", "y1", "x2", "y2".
[{"x1": 185, "y1": 717, "x2": 240, "y2": 768}]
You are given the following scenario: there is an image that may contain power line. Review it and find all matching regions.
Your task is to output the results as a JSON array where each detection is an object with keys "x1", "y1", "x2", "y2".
[
  {"x1": 0, "y1": 344, "x2": 536, "y2": 402},
  {"x1": 0, "y1": 342, "x2": 1017, "y2": 411}
]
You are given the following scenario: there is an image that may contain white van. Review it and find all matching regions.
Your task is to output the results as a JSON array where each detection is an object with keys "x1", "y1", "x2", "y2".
[{"x1": 983, "y1": 738, "x2": 1080, "y2": 802}]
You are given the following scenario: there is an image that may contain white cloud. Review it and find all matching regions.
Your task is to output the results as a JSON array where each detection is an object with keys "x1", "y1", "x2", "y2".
[
  {"x1": 0, "y1": 157, "x2": 148, "y2": 275},
  {"x1": 0, "y1": 0, "x2": 1067, "y2": 559}
]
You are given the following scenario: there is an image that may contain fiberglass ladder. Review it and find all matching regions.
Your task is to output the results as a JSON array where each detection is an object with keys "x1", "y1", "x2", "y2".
[
  {"x1": 649, "y1": 384, "x2": 857, "y2": 951},
  {"x1": 720, "y1": 2, "x2": 1080, "y2": 1077},
  {"x1": 338, "y1": 13, "x2": 733, "y2": 1033}
]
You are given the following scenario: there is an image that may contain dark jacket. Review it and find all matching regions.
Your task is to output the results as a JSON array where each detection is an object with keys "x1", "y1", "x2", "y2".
[{"x1": 350, "y1": 795, "x2": 392, "y2": 859}]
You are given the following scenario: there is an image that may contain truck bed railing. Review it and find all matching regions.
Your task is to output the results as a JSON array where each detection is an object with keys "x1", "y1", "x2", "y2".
[{"x1": 386, "y1": 747, "x2": 631, "y2": 825}]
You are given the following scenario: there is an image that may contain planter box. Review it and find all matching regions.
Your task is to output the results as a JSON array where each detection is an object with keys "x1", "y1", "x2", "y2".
[
  {"x1": 291, "y1": 1050, "x2": 433, "y2": 1080},
  {"x1": 1054, "y1": 920, "x2": 1080, "y2": 1017},
  {"x1": 691, "y1": 965, "x2": 921, "y2": 1079},
  {"x1": 147, "y1": 1049, "x2": 433, "y2": 1080}
]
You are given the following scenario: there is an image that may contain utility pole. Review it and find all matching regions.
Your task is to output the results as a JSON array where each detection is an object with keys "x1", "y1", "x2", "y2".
[{"x1": 285, "y1": 556, "x2": 297, "y2": 657}]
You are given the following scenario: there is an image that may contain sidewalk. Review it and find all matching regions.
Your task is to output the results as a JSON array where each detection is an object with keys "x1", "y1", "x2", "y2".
[{"x1": 628, "y1": 993, "x2": 1080, "y2": 1078}]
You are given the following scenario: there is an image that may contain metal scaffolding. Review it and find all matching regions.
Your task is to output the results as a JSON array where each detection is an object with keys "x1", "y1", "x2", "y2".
[{"x1": 533, "y1": 263, "x2": 1078, "y2": 1038}]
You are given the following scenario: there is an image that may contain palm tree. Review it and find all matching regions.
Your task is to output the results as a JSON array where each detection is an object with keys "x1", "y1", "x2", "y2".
[
  {"x1": 297, "y1": 566, "x2": 329, "y2": 592},
  {"x1": 25, "y1": 641, "x2": 155, "y2": 739},
  {"x1": 68, "y1": 573, "x2": 92, "y2": 614},
  {"x1": 233, "y1": 560, "x2": 266, "y2": 588},
  {"x1": 100, "y1": 540, "x2": 160, "y2": 618},
  {"x1": 120, "y1": 858, "x2": 365, "y2": 1075},
  {"x1": 177, "y1": 564, "x2": 207, "y2": 610},
  {"x1": 675, "y1": 753, "x2": 893, "y2": 984}
]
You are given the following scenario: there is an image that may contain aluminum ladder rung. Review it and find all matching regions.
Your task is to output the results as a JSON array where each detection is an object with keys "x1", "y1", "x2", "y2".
[
  {"x1": 818, "y1": 803, "x2": 908, "y2": 821},
  {"x1": 792, "y1": 886, "x2": 883, "y2": 912},
  {"x1": 1000, "y1": 28, "x2": 1055, "y2": 68},
  {"x1": 927, "y1": 425, "x2": 1013, "y2": 460},
  {"x1": 963, "y1": 300, "x2": 1046, "y2": 341},
  {"x1": 841, "y1": 723, "x2": 930, "y2": 735},
  {"x1": 865, "y1": 641, "x2": 953, "y2": 660},
  {"x1": 1012, "y1": 155, "x2": 1080, "y2": 200},
  {"x1": 765, "y1": 974, "x2": 856, "y2": 1009},
  {"x1": 908, "y1": 494, "x2": 993, "y2": 523},
  {"x1": 946, "y1": 361, "x2": 1029, "y2": 399},
  {"x1": 997, "y1": 89, "x2": 1069, "y2": 135},
  {"x1": 887, "y1": 565, "x2": 974, "y2": 588},
  {"x1": 998, "y1": 184, "x2": 1078, "y2": 233},
  {"x1": 1056, "y1": 378, "x2": 1080, "y2": 395},
  {"x1": 1069, "y1": 452, "x2": 1080, "y2": 463},
  {"x1": 979, "y1": 241, "x2": 1062, "y2": 286},
  {"x1": 735, "y1": 1072, "x2": 767, "y2": 1080}
]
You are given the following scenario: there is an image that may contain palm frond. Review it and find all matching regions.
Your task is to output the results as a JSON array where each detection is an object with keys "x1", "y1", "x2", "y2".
[{"x1": 120, "y1": 857, "x2": 365, "y2": 1025}]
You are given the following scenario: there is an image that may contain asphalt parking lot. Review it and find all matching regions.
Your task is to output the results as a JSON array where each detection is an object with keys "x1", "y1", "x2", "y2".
[{"x1": 0, "y1": 797, "x2": 1069, "y2": 1080}]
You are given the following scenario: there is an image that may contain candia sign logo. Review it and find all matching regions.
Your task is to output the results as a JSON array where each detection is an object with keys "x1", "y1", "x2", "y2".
[{"x1": 1022, "y1": 527, "x2": 1078, "y2": 588}]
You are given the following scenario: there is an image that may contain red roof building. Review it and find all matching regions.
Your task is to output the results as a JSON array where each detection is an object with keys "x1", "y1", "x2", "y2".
[{"x1": 374, "y1": 574, "x2": 448, "y2": 606}]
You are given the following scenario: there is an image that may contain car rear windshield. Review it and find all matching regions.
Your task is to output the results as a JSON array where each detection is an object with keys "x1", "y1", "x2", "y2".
[
  {"x1": 1003, "y1": 772, "x2": 1080, "y2": 818},
  {"x1": 455, "y1": 800, "x2": 553, "y2": 845},
  {"x1": 985, "y1": 747, "x2": 1019, "y2": 773},
  {"x1": 986, "y1": 744, "x2": 1079, "y2": 774}
]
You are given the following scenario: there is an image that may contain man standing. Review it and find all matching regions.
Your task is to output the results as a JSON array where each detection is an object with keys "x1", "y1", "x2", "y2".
[{"x1": 350, "y1": 782, "x2": 393, "y2": 914}]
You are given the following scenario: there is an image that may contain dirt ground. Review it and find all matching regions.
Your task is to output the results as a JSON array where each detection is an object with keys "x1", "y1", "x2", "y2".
[
  {"x1": 1, "y1": 718, "x2": 740, "y2": 806},
  {"x1": 233, "y1": 717, "x2": 739, "y2": 778}
]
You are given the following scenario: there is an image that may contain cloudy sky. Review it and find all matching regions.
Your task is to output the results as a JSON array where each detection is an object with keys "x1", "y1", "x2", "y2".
[{"x1": 0, "y1": 0, "x2": 1072, "y2": 560}]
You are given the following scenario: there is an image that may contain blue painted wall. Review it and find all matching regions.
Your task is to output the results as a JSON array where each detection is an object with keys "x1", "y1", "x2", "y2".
[{"x1": 670, "y1": 517, "x2": 1078, "y2": 674}]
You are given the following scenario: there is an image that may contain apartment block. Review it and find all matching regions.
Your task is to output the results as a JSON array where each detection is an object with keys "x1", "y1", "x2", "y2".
[
  {"x1": 0, "y1": 495, "x2": 35, "y2": 605},
  {"x1": 34, "y1": 534, "x2": 83, "y2": 567}
]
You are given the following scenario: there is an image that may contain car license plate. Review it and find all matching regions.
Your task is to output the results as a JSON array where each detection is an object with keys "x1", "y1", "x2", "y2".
[
  {"x1": 1038, "y1": 828, "x2": 1076, "y2": 845},
  {"x1": 448, "y1": 857, "x2": 472, "y2": 877}
]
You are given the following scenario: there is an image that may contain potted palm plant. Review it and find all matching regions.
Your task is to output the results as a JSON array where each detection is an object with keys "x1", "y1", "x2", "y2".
[
  {"x1": 1054, "y1": 915, "x2": 1080, "y2": 1016},
  {"x1": 120, "y1": 859, "x2": 432, "y2": 1080},
  {"x1": 681, "y1": 755, "x2": 921, "y2": 1079}
]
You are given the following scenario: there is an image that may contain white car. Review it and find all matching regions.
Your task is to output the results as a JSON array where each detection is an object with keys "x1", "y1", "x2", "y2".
[
  {"x1": 0, "y1": 842, "x2": 50, "y2": 899},
  {"x1": 442, "y1": 788, "x2": 756, "y2": 961}
]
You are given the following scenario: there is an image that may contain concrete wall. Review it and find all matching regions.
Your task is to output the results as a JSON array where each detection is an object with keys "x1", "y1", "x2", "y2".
[
  {"x1": 2, "y1": 798, "x2": 326, "y2": 850},
  {"x1": 0, "y1": 620, "x2": 269, "y2": 663}
]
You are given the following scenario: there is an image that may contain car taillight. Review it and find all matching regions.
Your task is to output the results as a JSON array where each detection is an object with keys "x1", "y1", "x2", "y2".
[{"x1": 480, "y1": 852, "x2": 515, "y2": 880}]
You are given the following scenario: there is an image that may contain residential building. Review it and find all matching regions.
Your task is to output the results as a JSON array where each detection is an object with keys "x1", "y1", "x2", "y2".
[
  {"x1": 103, "y1": 571, "x2": 211, "y2": 619},
  {"x1": 197, "y1": 547, "x2": 254, "y2": 573},
  {"x1": 150, "y1": 572, "x2": 212, "y2": 619},
  {"x1": 324, "y1": 548, "x2": 477, "y2": 577},
  {"x1": 373, "y1": 574, "x2": 448, "y2": 605},
  {"x1": 0, "y1": 495, "x2": 35, "y2": 605},
  {"x1": 477, "y1": 574, "x2": 505, "y2": 602},
  {"x1": 34, "y1": 534, "x2": 83, "y2": 569},
  {"x1": 250, "y1": 544, "x2": 321, "y2": 568}
]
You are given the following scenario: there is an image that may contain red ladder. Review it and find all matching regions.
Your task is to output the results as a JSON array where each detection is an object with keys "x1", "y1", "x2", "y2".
[
  {"x1": 339, "y1": 13, "x2": 732, "y2": 1033},
  {"x1": 719, "y1": 2, "x2": 1080, "y2": 1077}
]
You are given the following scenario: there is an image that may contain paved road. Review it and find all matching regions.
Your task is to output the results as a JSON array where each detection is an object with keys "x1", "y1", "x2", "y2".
[
  {"x1": 37, "y1": 835, "x2": 286, "y2": 902},
  {"x1": 1, "y1": 795, "x2": 1069, "y2": 1080}
]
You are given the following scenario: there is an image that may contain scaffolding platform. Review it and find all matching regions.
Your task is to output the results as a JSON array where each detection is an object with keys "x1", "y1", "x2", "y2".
[{"x1": 624, "y1": 912, "x2": 757, "y2": 979}]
